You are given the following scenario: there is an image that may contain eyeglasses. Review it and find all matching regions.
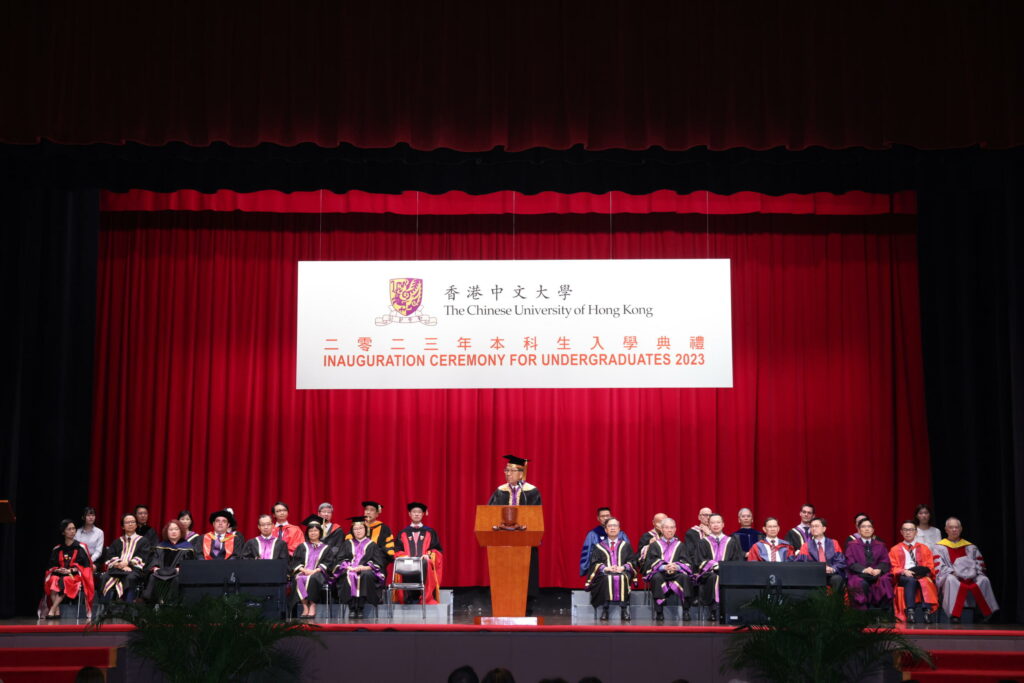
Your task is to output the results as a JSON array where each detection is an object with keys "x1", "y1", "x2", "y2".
[{"x1": 504, "y1": 468, "x2": 524, "y2": 473}]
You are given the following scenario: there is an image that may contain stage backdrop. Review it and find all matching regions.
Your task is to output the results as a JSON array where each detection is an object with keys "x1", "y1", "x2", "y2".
[{"x1": 90, "y1": 192, "x2": 930, "y2": 587}]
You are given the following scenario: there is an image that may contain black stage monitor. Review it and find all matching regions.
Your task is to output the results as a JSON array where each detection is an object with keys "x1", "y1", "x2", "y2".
[
  {"x1": 718, "y1": 561, "x2": 826, "y2": 625},
  {"x1": 179, "y1": 559, "x2": 290, "y2": 620}
]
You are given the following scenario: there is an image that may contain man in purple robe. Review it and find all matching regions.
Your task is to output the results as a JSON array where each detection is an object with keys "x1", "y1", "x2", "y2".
[
  {"x1": 644, "y1": 517, "x2": 695, "y2": 621},
  {"x1": 844, "y1": 517, "x2": 893, "y2": 609},
  {"x1": 694, "y1": 513, "x2": 746, "y2": 622},
  {"x1": 241, "y1": 514, "x2": 289, "y2": 561}
]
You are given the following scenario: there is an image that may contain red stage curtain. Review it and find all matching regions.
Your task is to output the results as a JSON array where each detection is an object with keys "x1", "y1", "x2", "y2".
[
  {"x1": 6, "y1": 2, "x2": 1021, "y2": 150},
  {"x1": 90, "y1": 206, "x2": 930, "y2": 588}
]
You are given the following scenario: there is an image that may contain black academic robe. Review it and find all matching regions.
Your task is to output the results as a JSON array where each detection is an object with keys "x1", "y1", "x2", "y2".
[
  {"x1": 333, "y1": 539, "x2": 386, "y2": 605},
  {"x1": 683, "y1": 527, "x2": 706, "y2": 556},
  {"x1": 346, "y1": 522, "x2": 395, "y2": 564},
  {"x1": 584, "y1": 539, "x2": 636, "y2": 606},
  {"x1": 142, "y1": 542, "x2": 195, "y2": 602},
  {"x1": 137, "y1": 525, "x2": 159, "y2": 547},
  {"x1": 694, "y1": 535, "x2": 746, "y2": 607},
  {"x1": 240, "y1": 536, "x2": 290, "y2": 561},
  {"x1": 635, "y1": 530, "x2": 661, "y2": 573},
  {"x1": 395, "y1": 525, "x2": 443, "y2": 556},
  {"x1": 644, "y1": 537, "x2": 694, "y2": 608},
  {"x1": 487, "y1": 483, "x2": 542, "y2": 598},
  {"x1": 786, "y1": 525, "x2": 812, "y2": 551},
  {"x1": 290, "y1": 542, "x2": 335, "y2": 604},
  {"x1": 99, "y1": 535, "x2": 151, "y2": 601}
]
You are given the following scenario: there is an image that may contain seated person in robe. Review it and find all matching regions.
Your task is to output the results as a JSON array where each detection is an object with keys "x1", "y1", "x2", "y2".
[
  {"x1": 933, "y1": 517, "x2": 999, "y2": 623},
  {"x1": 731, "y1": 508, "x2": 763, "y2": 553},
  {"x1": 201, "y1": 509, "x2": 243, "y2": 560},
  {"x1": 241, "y1": 514, "x2": 290, "y2": 560},
  {"x1": 889, "y1": 520, "x2": 939, "y2": 624},
  {"x1": 844, "y1": 517, "x2": 893, "y2": 610},
  {"x1": 332, "y1": 519, "x2": 386, "y2": 618},
  {"x1": 746, "y1": 517, "x2": 797, "y2": 562},
  {"x1": 584, "y1": 518, "x2": 635, "y2": 621},
  {"x1": 291, "y1": 522, "x2": 334, "y2": 619},
  {"x1": 133, "y1": 505, "x2": 159, "y2": 546},
  {"x1": 694, "y1": 513, "x2": 746, "y2": 622},
  {"x1": 644, "y1": 517, "x2": 695, "y2": 621},
  {"x1": 394, "y1": 502, "x2": 444, "y2": 604},
  {"x1": 271, "y1": 501, "x2": 304, "y2": 555},
  {"x1": 142, "y1": 519, "x2": 196, "y2": 604},
  {"x1": 42, "y1": 519, "x2": 94, "y2": 618},
  {"x1": 176, "y1": 509, "x2": 201, "y2": 548},
  {"x1": 793, "y1": 517, "x2": 847, "y2": 592},
  {"x1": 98, "y1": 513, "x2": 150, "y2": 603}
]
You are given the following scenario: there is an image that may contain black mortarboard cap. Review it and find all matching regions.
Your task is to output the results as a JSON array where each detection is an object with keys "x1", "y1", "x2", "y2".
[
  {"x1": 407, "y1": 502, "x2": 428, "y2": 513},
  {"x1": 209, "y1": 509, "x2": 236, "y2": 528},
  {"x1": 301, "y1": 514, "x2": 326, "y2": 527},
  {"x1": 348, "y1": 515, "x2": 367, "y2": 523},
  {"x1": 502, "y1": 454, "x2": 528, "y2": 467},
  {"x1": 361, "y1": 501, "x2": 382, "y2": 511}
]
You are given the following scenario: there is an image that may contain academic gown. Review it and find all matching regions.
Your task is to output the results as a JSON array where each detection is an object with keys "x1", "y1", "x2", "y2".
[
  {"x1": 201, "y1": 531, "x2": 244, "y2": 560},
  {"x1": 731, "y1": 528, "x2": 764, "y2": 553},
  {"x1": 933, "y1": 539, "x2": 999, "y2": 619},
  {"x1": 290, "y1": 542, "x2": 334, "y2": 604},
  {"x1": 346, "y1": 521, "x2": 395, "y2": 565},
  {"x1": 487, "y1": 482, "x2": 542, "y2": 598},
  {"x1": 644, "y1": 537, "x2": 694, "y2": 608},
  {"x1": 889, "y1": 541, "x2": 939, "y2": 621},
  {"x1": 683, "y1": 527, "x2": 706, "y2": 556},
  {"x1": 332, "y1": 538, "x2": 386, "y2": 605},
  {"x1": 43, "y1": 542, "x2": 95, "y2": 614},
  {"x1": 786, "y1": 524, "x2": 813, "y2": 551},
  {"x1": 137, "y1": 525, "x2": 159, "y2": 547},
  {"x1": 99, "y1": 535, "x2": 150, "y2": 601},
  {"x1": 844, "y1": 538, "x2": 893, "y2": 608},
  {"x1": 241, "y1": 535, "x2": 290, "y2": 561},
  {"x1": 143, "y1": 541, "x2": 195, "y2": 602},
  {"x1": 794, "y1": 537, "x2": 847, "y2": 591},
  {"x1": 579, "y1": 526, "x2": 632, "y2": 577},
  {"x1": 635, "y1": 530, "x2": 661, "y2": 573},
  {"x1": 746, "y1": 538, "x2": 796, "y2": 562},
  {"x1": 584, "y1": 538, "x2": 635, "y2": 607},
  {"x1": 393, "y1": 525, "x2": 444, "y2": 604},
  {"x1": 320, "y1": 523, "x2": 345, "y2": 549},
  {"x1": 694, "y1": 535, "x2": 746, "y2": 606},
  {"x1": 274, "y1": 523, "x2": 304, "y2": 555}
]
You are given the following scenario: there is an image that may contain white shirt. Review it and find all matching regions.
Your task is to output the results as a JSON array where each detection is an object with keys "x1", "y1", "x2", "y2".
[
  {"x1": 902, "y1": 543, "x2": 918, "y2": 569},
  {"x1": 75, "y1": 526, "x2": 105, "y2": 562}
]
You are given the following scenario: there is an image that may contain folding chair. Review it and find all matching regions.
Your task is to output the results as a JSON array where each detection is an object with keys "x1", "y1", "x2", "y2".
[{"x1": 387, "y1": 556, "x2": 428, "y2": 619}]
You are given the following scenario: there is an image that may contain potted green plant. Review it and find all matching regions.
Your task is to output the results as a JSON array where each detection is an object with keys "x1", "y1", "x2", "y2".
[
  {"x1": 91, "y1": 594, "x2": 323, "y2": 682},
  {"x1": 721, "y1": 588, "x2": 932, "y2": 682}
]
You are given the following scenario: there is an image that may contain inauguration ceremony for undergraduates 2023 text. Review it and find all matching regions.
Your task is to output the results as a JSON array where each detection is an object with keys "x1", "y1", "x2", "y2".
[{"x1": 2, "y1": 3, "x2": 1024, "y2": 682}]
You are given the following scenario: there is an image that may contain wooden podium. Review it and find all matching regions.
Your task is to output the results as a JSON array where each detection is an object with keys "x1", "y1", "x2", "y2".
[{"x1": 474, "y1": 505, "x2": 544, "y2": 618}]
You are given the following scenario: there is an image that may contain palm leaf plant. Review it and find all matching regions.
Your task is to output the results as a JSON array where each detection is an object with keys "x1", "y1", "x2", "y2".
[
  {"x1": 90, "y1": 594, "x2": 323, "y2": 683},
  {"x1": 721, "y1": 587, "x2": 932, "y2": 683}
]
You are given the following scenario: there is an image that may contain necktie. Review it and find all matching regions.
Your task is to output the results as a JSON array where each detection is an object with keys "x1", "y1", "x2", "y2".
[
  {"x1": 865, "y1": 540, "x2": 874, "y2": 564},
  {"x1": 906, "y1": 543, "x2": 916, "y2": 567},
  {"x1": 817, "y1": 540, "x2": 824, "y2": 562},
  {"x1": 769, "y1": 540, "x2": 778, "y2": 562},
  {"x1": 277, "y1": 525, "x2": 285, "y2": 540}
]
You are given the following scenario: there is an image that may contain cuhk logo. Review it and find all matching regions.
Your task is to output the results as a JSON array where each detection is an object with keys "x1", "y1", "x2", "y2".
[{"x1": 375, "y1": 278, "x2": 437, "y2": 326}]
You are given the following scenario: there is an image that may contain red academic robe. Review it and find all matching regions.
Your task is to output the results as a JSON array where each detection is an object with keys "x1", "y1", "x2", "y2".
[
  {"x1": 43, "y1": 542, "x2": 95, "y2": 615},
  {"x1": 889, "y1": 541, "x2": 939, "y2": 622},
  {"x1": 202, "y1": 532, "x2": 241, "y2": 559},
  {"x1": 274, "y1": 523, "x2": 304, "y2": 555},
  {"x1": 392, "y1": 527, "x2": 444, "y2": 604}
]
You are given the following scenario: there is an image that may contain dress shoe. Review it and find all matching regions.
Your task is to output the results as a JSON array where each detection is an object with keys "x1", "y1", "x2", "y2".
[
  {"x1": 655, "y1": 609, "x2": 665, "y2": 622},
  {"x1": 599, "y1": 607, "x2": 609, "y2": 621},
  {"x1": 905, "y1": 609, "x2": 916, "y2": 624},
  {"x1": 710, "y1": 607, "x2": 719, "y2": 623},
  {"x1": 950, "y1": 616, "x2": 960, "y2": 624},
  {"x1": 682, "y1": 609, "x2": 691, "y2": 622},
  {"x1": 621, "y1": 606, "x2": 630, "y2": 621},
  {"x1": 923, "y1": 609, "x2": 931, "y2": 624}
]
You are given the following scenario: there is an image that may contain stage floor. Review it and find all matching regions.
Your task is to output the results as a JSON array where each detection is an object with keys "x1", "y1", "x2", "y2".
[{"x1": 3, "y1": 614, "x2": 1023, "y2": 683}]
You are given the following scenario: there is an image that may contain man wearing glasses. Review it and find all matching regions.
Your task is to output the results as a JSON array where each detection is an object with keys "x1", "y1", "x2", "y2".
[{"x1": 487, "y1": 454, "x2": 542, "y2": 611}]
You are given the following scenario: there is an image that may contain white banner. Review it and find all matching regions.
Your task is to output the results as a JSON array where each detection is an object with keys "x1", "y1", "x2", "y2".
[{"x1": 297, "y1": 259, "x2": 732, "y2": 389}]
